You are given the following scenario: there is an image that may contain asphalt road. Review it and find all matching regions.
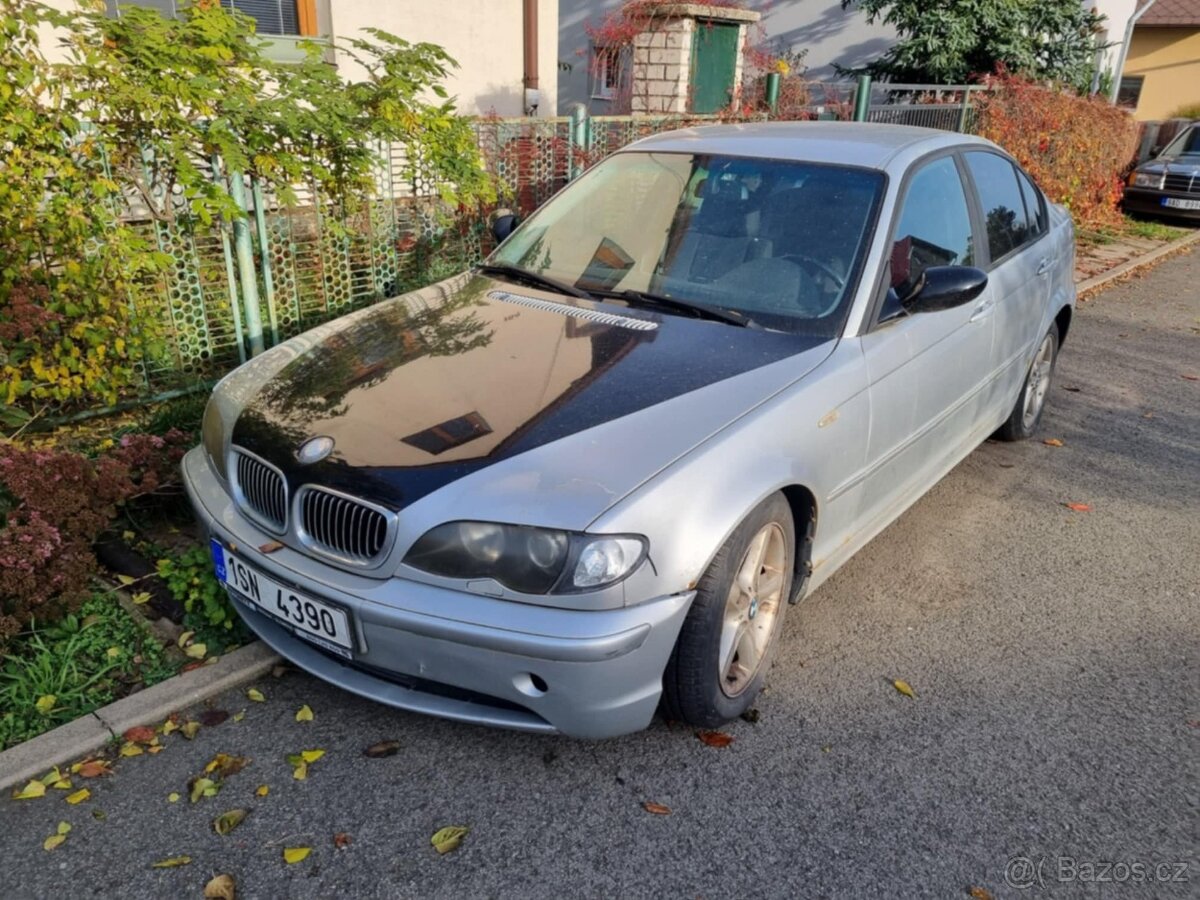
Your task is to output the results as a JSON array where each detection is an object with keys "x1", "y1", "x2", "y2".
[{"x1": 5, "y1": 250, "x2": 1198, "y2": 900}]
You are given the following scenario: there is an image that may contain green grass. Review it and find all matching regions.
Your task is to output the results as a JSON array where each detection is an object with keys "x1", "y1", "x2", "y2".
[
  {"x1": 0, "y1": 593, "x2": 178, "y2": 751},
  {"x1": 1120, "y1": 216, "x2": 1189, "y2": 243}
]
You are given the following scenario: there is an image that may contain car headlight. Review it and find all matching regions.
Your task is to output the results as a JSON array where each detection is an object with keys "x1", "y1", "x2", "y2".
[
  {"x1": 403, "y1": 521, "x2": 647, "y2": 594},
  {"x1": 1131, "y1": 171, "x2": 1162, "y2": 188},
  {"x1": 201, "y1": 397, "x2": 228, "y2": 482}
]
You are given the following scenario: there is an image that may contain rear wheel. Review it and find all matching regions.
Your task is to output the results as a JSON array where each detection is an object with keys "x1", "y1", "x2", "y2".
[
  {"x1": 997, "y1": 322, "x2": 1059, "y2": 442},
  {"x1": 661, "y1": 493, "x2": 795, "y2": 727}
]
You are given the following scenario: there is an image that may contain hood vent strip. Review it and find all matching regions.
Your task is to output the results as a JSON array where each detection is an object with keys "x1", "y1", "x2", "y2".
[{"x1": 489, "y1": 290, "x2": 658, "y2": 331}]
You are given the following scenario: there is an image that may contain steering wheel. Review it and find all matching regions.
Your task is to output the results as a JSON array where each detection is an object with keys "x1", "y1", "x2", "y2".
[{"x1": 780, "y1": 253, "x2": 847, "y2": 291}]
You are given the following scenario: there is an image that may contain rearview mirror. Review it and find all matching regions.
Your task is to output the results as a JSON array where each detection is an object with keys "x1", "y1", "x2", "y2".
[
  {"x1": 491, "y1": 212, "x2": 518, "y2": 243},
  {"x1": 904, "y1": 266, "x2": 989, "y2": 313}
]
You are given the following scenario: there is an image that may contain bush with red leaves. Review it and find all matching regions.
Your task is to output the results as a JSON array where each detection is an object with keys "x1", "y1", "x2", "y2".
[{"x1": 0, "y1": 430, "x2": 189, "y2": 642}]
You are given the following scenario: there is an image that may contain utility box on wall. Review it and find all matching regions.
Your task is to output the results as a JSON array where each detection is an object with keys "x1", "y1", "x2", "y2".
[{"x1": 629, "y1": 3, "x2": 760, "y2": 115}]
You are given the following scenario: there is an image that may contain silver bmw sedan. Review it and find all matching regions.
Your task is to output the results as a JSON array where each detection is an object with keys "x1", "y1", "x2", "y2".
[{"x1": 185, "y1": 122, "x2": 1076, "y2": 738}]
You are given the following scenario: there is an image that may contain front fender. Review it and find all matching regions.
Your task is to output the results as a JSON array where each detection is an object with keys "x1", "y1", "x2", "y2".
[{"x1": 591, "y1": 340, "x2": 871, "y2": 596}]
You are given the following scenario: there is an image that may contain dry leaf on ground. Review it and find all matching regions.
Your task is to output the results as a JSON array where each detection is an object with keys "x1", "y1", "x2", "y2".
[
  {"x1": 1043, "y1": 438, "x2": 1064, "y2": 447},
  {"x1": 363, "y1": 740, "x2": 400, "y2": 758},
  {"x1": 968, "y1": 888, "x2": 995, "y2": 900},
  {"x1": 204, "y1": 874, "x2": 237, "y2": 900},
  {"x1": 893, "y1": 679, "x2": 916, "y2": 698},
  {"x1": 431, "y1": 826, "x2": 469, "y2": 855},
  {"x1": 246, "y1": 688, "x2": 265, "y2": 703},
  {"x1": 180, "y1": 721, "x2": 201, "y2": 740},
  {"x1": 77, "y1": 761, "x2": 112, "y2": 778},
  {"x1": 151, "y1": 856, "x2": 192, "y2": 868},
  {"x1": 1065, "y1": 502, "x2": 1092, "y2": 512},
  {"x1": 642, "y1": 801, "x2": 671, "y2": 815},
  {"x1": 65, "y1": 788, "x2": 90, "y2": 805},
  {"x1": 213, "y1": 808, "x2": 248, "y2": 836},
  {"x1": 255, "y1": 785, "x2": 269, "y2": 797},
  {"x1": 696, "y1": 730, "x2": 734, "y2": 748},
  {"x1": 295, "y1": 704, "x2": 314, "y2": 722},
  {"x1": 282, "y1": 847, "x2": 311, "y2": 864},
  {"x1": 12, "y1": 780, "x2": 47, "y2": 800},
  {"x1": 167, "y1": 792, "x2": 180, "y2": 803},
  {"x1": 333, "y1": 832, "x2": 352, "y2": 850}
]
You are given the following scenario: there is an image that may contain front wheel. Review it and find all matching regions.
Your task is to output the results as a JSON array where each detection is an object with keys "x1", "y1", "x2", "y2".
[
  {"x1": 997, "y1": 322, "x2": 1059, "y2": 442},
  {"x1": 661, "y1": 493, "x2": 795, "y2": 727}
]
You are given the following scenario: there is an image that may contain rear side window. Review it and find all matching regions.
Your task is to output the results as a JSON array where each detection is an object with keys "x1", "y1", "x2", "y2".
[
  {"x1": 964, "y1": 151, "x2": 1031, "y2": 261},
  {"x1": 1016, "y1": 168, "x2": 1047, "y2": 237}
]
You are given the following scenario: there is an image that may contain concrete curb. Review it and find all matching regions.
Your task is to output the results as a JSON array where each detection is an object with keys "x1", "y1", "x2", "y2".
[
  {"x1": 0, "y1": 641, "x2": 280, "y2": 794},
  {"x1": 1076, "y1": 228, "x2": 1200, "y2": 296}
]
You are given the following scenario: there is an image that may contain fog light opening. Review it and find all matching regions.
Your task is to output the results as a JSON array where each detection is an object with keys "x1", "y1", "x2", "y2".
[{"x1": 514, "y1": 672, "x2": 549, "y2": 697}]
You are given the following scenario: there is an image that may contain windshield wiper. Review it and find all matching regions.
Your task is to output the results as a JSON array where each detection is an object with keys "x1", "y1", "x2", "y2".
[
  {"x1": 477, "y1": 263, "x2": 593, "y2": 300},
  {"x1": 592, "y1": 288, "x2": 759, "y2": 329}
]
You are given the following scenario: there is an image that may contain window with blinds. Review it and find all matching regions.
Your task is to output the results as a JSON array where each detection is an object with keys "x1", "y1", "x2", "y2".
[{"x1": 105, "y1": 0, "x2": 316, "y2": 37}]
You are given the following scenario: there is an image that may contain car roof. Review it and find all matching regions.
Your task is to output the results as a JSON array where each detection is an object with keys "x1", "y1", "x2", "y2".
[{"x1": 622, "y1": 121, "x2": 995, "y2": 171}]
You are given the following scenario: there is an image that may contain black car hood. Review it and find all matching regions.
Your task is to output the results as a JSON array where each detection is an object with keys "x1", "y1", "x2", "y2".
[{"x1": 230, "y1": 273, "x2": 827, "y2": 512}]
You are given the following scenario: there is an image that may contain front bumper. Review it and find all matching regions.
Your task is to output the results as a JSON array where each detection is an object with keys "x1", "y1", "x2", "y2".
[
  {"x1": 1122, "y1": 187, "x2": 1200, "y2": 221},
  {"x1": 182, "y1": 447, "x2": 693, "y2": 738}
]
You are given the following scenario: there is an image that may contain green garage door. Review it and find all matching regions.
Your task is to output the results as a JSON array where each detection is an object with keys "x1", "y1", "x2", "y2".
[{"x1": 690, "y1": 21, "x2": 739, "y2": 114}]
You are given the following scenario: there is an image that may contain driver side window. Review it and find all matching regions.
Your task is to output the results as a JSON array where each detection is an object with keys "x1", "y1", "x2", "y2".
[{"x1": 889, "y1": 156, "x2": 975, "y2": 307}]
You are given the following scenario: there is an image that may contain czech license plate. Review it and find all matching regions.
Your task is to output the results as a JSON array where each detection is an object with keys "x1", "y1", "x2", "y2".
[
  {"x1": 1162, "y1": 197, "x2": 1200, "y2": 210},
  {"x1": 211, "y1": 538, "x2": 353, "y2": 657}
]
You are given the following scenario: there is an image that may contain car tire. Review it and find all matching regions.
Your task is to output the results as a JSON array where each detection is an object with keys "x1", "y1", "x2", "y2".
[
  {"x1": 661, "y1": 492, "x2": 795, "y2": 728},
  {"x1": 996, "y1": 321, "x2": 1059, "y2": 442}
]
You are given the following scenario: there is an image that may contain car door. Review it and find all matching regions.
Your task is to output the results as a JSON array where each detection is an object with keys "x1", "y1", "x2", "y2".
[
  {"x1": 961, "y1": 151, "x2": 1052, "y2": 421},
  {"x1": 852, "y1": 152, "x2": 995, "y2": 530}
]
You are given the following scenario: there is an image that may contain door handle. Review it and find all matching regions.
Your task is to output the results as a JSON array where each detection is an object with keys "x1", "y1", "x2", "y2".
[
  {"x1": 969, "y1": 297, "x2": 995, "y2": 323},
  {"x1": 1036, "y1": 257, "x2": 1053, "y2": 276}
]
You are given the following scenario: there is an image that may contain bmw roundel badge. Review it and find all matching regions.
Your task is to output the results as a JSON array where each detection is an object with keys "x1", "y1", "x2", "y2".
[{"x1": 296, "y1": 435, "x2": 335, "y2": 465}]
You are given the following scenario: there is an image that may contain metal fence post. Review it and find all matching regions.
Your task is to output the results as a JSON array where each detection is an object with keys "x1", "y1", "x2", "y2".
[
  {"x1": 765, "y1": 72, "x2": 780, "y2": 114},
  {"x1": 251, "y1": 177, "x2": 281, "y2": 347},
  {"x1": 227, "y1": 171, "x2": 265, "y2": 357},
  {"x1": 853, "y1": 74, "x2": 871, "y2": 122},
  {"x1": 956, "y1": 86, "x2": 973, "y2": 133},
  {"x1": 568, "y1": 102, "x2": 588, "y2": 181}
]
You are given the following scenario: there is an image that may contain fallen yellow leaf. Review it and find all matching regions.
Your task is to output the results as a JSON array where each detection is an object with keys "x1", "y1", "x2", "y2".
[
  {"x1": 131, "y1": 591, "x2": 151, "y2": 605},
  {"x1": 151, "y1": 856, "x2": 192, "y2": 868},
  {"x1": 430, "y1": 825, "x2": 469, "y2": 855},
  {"x1": 232, "y1": 710, "x2": 246, "y2": 723},
  {"x1": 255, "y1": 785, "x2": 269, "y2": 797},
  {"x1": 177, "y1": 630, "x2": 195, "y2": 649},
  {"x1": 246, "y1": 688, "x2": 266, "y2": 703},
  {"x1": 35, "y1": 695, "x2": 56, "y2": 715},
  {"x1": 300, "y1": 749, "x2": 324, "y2": 763},
  {"x1": 295, "y1": 704, "x2": 314, "y2": 722},
  {"x1": 892, "y1": 679, "x2": 916, "y2": 698},
  {"x1": 57, "y1": 821, "x2": 71, "y2": 835},
  {"x1": 43, "y1": 834, "x2": 67, "y2": 851},
  {"x1": 161, "y1": 719, "x2": 179, "y2": 735},
  {"x1": 65, "y1": 788, "x2": 90, "y2": 805},
  {"x1": 119, "y1": 742, "x2": 143, "y2": 757},
  {"x1": 189, "y1": 777, "x2": 216, "y2": 803},
  {"x1": 283, "y1": 847, "x2": 311, "y2": 864},
  {"x1": 184, "y1": 642, "x2": 208, "y2": 660},
  {"x1": 292, "y1": 761, "x2": 307, "y2": 781},
  {"x1": 167, "y1": 792, "x2": 180, "y2": 803},
  {"x1": 40, "y1": 766, "x2": 64, "y2": 785},
  {"x1": 117, "y1": 574, "x2": 137, "y2": 586},
  {"x1": 122, "y1": 530, "x2": 136, "y2": 541},
  {"x1": 1043, "y1": 438, "x2": 1064, "y2": 447},
  {"x1": 180, "y1": 721, "x2": 201, "y2": 740}
]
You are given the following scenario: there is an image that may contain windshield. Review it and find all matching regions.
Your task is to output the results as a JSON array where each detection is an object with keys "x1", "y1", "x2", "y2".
[
  {"x1": 1159, "y1": 125, "x2": 1200, "y2": 158},
  {"x1": 489, "y1": 151, "x2": 884, "y2": 335}
]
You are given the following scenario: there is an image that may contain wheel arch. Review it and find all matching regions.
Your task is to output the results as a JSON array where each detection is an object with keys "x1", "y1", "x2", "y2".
[
  {"x1": 779, "y1": 484, "x2": 818, "y2": 602},
  {"x1": 1054, "y1": 304, "x2": 1072, "y2": 347}
]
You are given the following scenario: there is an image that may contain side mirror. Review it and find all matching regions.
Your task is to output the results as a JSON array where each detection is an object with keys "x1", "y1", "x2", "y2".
[
  {"x1": 491, "y1": 212, "x2": 518, "y2": 243},
  {"x1": 904, "y1": 266, "x2": 989, "y2": 313}
]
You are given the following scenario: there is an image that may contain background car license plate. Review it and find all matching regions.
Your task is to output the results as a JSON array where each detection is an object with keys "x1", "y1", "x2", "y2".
[
  {"x1": 1162, "y1": 197, "x2": 1200, "y2": 210},
  {"x1": 211, "y1": 539, "x2": 353, "y2": 654}
]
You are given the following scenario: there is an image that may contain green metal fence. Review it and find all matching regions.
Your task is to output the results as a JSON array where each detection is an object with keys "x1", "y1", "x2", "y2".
[{"x1": 101, "y1": 86, "x2": 983, "y2": 413}]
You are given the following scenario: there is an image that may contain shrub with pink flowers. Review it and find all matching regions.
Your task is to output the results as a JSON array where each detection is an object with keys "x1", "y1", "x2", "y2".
[{"x1": 0, "y1": 431, "x2": 190, "y2": 644}]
